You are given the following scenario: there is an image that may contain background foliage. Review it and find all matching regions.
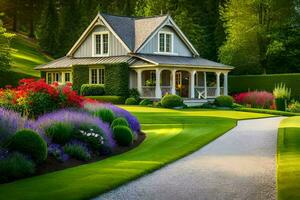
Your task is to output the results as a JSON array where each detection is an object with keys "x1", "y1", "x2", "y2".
[
  {"x1": 0, "y1": 0, "x2": 299, "y2": 80},
  {"x1": 229, "y1": 74, "x2": 300, "y2": 100}
]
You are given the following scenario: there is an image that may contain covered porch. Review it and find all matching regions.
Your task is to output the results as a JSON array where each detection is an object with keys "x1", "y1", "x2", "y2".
[{"x1": 130, "y1": 67, "x2": 229, "y2": 100}]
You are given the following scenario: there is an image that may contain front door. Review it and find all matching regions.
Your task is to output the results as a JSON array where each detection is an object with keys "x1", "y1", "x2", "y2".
[{"x1": 175, "y1": 71, "x2": 189, "y2": 97}]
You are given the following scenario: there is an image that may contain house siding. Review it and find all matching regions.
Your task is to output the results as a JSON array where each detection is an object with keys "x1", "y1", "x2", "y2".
[
  {"x1": 74, "y1": 26, "x2": 129, "y2": 57},
  {"x1": 139, "y1": 26, "x2": 193, "y2": 57}
]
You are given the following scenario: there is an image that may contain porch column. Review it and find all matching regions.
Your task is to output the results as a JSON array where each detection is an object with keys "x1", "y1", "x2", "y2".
[
  {"x1": 223, "y1": 72, "x2": 228, "y2": 96},
  {"x1": 155, "y1": 68, "x2": 162, "y2": 98},
  {"x1": 216, "y1": 72, "x2": 221, "y2": 97},
  {"x1": 190, "y1": 70, "x2": 196, "y2": 98},
  {"x1": 136, "y1": 69, "x2": 143, "y2": 96},
  {"x1": 204, "y1": 72, "x2": 207, "y2": 99},
  {"x1": 171, "y1": 69, "x2": 176, "y2": 95}
]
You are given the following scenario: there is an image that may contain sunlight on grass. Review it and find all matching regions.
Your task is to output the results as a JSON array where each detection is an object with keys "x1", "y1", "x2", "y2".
[
  {"x1": 278, "y1": 117, "x2": 300, "y2": 200},
  {"x1": 0, "y1": 107, "x2": 269, "y2": 200}
]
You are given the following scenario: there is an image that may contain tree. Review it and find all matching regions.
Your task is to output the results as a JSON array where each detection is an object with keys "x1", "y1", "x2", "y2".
[
  {"x1": 0, "y1": 15, "x2": 14, "y2": 72},
  {"x1": 219, "y1": 0, "x2": 297, "y2": 74},
  {"x1": 37, "y1": 0, "x2": 59, "y2": 56}
]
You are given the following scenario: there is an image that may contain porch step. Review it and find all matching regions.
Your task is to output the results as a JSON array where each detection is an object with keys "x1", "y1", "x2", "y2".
[{"x1": 183, "y1": 99, "x2": 214, "y2": 107}]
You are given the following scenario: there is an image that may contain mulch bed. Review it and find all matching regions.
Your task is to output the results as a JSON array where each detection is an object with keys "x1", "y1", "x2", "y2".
[{"x1": 36, "y1": 132, "x2": 146, "y2": 175}]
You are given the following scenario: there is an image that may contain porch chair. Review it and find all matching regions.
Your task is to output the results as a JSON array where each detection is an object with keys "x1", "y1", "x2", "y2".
[{"x1": 196, "y1": 89, "x2": 206, "y2": 99}]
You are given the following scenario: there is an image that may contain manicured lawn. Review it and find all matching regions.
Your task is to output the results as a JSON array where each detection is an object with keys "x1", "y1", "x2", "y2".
[
  {"x1": 10, "y1": 34, "x2": 52, "y2": 77},
  {"x1": 277, "y1": 116, "x2": 300, "y2": 200},
  {"x1": 0, "y1": 107, "x2": 271, "y2": 200}
]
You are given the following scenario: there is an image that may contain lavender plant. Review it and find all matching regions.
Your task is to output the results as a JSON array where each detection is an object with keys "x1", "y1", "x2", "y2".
[
  {"x1": 34, "y1": 109, "x2": 115, "y2": 148},
  {"x1": 84, "y1": 102, "x2": 141, "y2": 136},
  {"x1": 48, "y1": 143, "x2": 69, "y2": 162}
]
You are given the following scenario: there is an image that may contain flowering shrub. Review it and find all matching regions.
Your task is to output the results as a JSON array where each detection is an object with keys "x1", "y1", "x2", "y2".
[
  {"x1": 0, "y1": 108, "x2": 27, "y2": 146},
  {"x1": 34, "y1": 109, "x2": 115, "y2": 148},
  {"x1": 48, "y1": 143, "x2": 69, "y2": 162},
  {"x1": 0, "y1": 79, "x2": 83, "y2": 118},
  {"x1": 287, "y1": 101, "x2": 300, "y2": 113},
  {"x1": 84, "y1": 100, "x2": 141, "y2": 135},
  {"x1": 234, "y1": 91, "x2": 274, "y2": 109}
]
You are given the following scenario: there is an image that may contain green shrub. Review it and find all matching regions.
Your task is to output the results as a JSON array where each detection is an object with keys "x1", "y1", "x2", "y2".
[
  {"x1": 287, "y1": 101, "x2": 300, "y2": 113},
  {"x1": 214, "y1": 95, "x2": 234, "y2": 107},
  {"x1": 64, "y1": 143, "x2": 91, "y2": 161},
  {"x1": 273, "y1": 83, "x2": 291, "y2": 99},
  {"x1": 87, "y1": 96, "x2": 125, "y2": 104},
  {"x1": 111, "y1": 117, "x2": 129, "y2": 129},
  {"x1": 94, "y1": 108, "x2": 115, "y2": 124},
  {"x1": 275, "y1": 98, "x2": 286, "y2": 111},
  {"x1": 228, "y1": 74, "x2": 300, "y2": 100},
  {"x1": 161, "y1": 94, "x2": 183, "y2": 108},
  {"x1": 104, "y1": 63, "x2": 129, "y2": 96},
  {"x1": 139, "y1": 99, "x2": 153, "y2": 106},
  {"x1": 72, "y1": 65, "x2": 89, "y2": 93},
  {"x1": 125, "y1": 97, "x2": 138, "y2": 105},
  {"x1": 0, "y1": 152, "x2": 35, "y2": 183},
  {"x1": 73, "y1": 123, "x2": 110, "y2": 152},
  {"x1": 45, "y1": 122, "x2": 74, "y2": 144},
  {"x1": 113, "y1": 125, "x2": 133, "y2": 146},
  {"x1": 8, "y1": 129, "x2": 47, "y2": 163},
  {"x1": 129, "y1": 88, "x2": 140, "y2": 100},
  {"x1": 27, "y1": 92, "x2": 58, "y2": 118},
  {"x1": 153, "y1": 101, "x2": 162, "y2": 107},
  {"x1": 80, "y1": 84, "x2": 105, "y2": 96}
]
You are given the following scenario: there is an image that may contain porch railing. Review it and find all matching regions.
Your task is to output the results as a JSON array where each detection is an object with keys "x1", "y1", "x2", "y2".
[
  {"x1": 141, "y1": 86, "x2": 155, "y2": 97},
  {"x1": 161, "y1": 86, "x2": 171, "y2": 96},
  {"x1": 194, "y1": 86, "x2": 224, "y2": 99}
]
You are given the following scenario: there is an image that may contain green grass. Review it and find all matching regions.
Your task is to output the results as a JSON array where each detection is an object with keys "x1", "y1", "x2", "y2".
[
  {"x1": 277, "y1": 116, "x2": 300, "y2": 200},
  {"x1": 0, "y1": 34, "x2": 52, "y2": 87},
  {"x1": 0, "y1": 107, "x2": 271, "y2": 200}
]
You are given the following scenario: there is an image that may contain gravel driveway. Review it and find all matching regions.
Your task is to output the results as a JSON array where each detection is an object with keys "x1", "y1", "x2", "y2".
[{"x1": 94, "y1": 117, "x2": 284, "y2": 200}]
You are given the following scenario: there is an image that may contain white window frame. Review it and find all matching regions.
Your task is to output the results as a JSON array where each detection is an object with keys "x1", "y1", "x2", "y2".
[
  {"x1": 46, "y1": 71, "x2": 72, "y2": 84},
  {"x1": 157, "y1": 31, "x2": 174, "y2": 54},
  {"x1": 89, "y1": 67, "x2": 105, "y2": 84},
  {"x1": 92, "y1": 31, "x2": 109, "y2": 57}
]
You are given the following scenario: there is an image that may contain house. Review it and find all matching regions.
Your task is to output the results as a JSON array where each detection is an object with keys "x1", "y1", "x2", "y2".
[{"x1": 35, "y1": 13, "x2": 233, "y2": 101}]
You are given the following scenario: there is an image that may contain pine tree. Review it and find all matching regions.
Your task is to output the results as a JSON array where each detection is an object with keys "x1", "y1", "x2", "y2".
[{"x1": 37, "y1": 0, "x2": 59, "y2": 56}]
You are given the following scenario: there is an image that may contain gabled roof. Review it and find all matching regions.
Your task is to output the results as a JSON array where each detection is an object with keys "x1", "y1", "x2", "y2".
[{"x1": 67, "y1": 13, "x2": 199, "y2": 56}]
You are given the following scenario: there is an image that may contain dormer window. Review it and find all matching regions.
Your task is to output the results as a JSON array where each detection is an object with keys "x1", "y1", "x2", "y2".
[
  {"x1": 158, "y1": 31, "x2": 173, "y2": 53},
  {"x1": 93, "y1": 32, "x2": 109, "y2": 56}
]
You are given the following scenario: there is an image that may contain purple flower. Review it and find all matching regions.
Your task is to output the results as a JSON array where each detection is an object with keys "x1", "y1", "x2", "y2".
[
  {"x1": 0, "y1": 108, "x2": 26, "y2": 144},
  {"x1": 34, "y1": 109, "x2": 115, "y2": 148},
  {"x1": 84, "y1": 102, "x2": 141, "y2": 136},
  {"x1": 48, "y1": 143, "x2": 69, "y2": 162}
]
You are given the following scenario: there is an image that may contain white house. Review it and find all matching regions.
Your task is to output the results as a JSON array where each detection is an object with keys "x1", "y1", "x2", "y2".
[{"x1": 35, "y1": 13, "x2": 233, "y2": 101}]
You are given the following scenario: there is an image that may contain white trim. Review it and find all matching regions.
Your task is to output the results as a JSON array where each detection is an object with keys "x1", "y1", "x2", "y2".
[
  {"x1": 157, "y1": 30, "x2": 174, "y2": 54},
  {"x1": 67, "y1": 13, "x2": 131, "y2": 56},
  {"x1": 92, "y1": 31, "x2": 110, "y2": 57},
  {"x1": 136, "y1": 16, "x2": 199, "y2": 56},
  {"x1": 89, "y1": 67, "x2": 105, "y2": 84}
]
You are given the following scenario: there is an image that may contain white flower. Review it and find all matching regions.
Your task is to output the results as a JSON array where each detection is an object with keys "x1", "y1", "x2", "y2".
[
  {"x1": 79, "y1": 130, "x2": 84, "y2": 134},
  {"x1": 90, "y1": 129, "x2": 94, "y2": 131},
  {"x1": 95, "y1": 134, "x2": 99, "y2": 138},
  {"x1": 87, "y1": 133, "x2": 91, "y2": 136}
]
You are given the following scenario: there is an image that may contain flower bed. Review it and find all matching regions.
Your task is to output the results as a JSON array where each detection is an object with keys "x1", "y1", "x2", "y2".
[
  {"x1": 234, "y1": 91, "x2": 274, "y2": 109},
  {"x1": 0, "y1": 81, "x2": 144, "y2": 183}
]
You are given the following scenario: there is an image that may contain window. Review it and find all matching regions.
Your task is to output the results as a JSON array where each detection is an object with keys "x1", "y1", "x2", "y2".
[
  {"x1": 150, "y1": 71, "x2": 156, "y2": 83},
  {"x1": 90, "y1": 68, "x2": 105, "y2": 84},
  {"x1": 65, "y1": 73, "x2": 71, "y2": 82},
  {"x1": 47, "y1": 73, "x2": 52, "y2": 84},
  {"x1": 46, "y1": 72, "x2": 71, "y2": 84},
  {"x1": 158, "y1": 32, "x2": 173, "y2": 53},
  {"x1": 93, "y1": 32, "x2": 109, "y2": 56}
]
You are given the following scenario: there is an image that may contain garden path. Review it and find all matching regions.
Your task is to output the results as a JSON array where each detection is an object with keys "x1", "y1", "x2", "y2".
[{"x1": 95, "y1": 117, "x2": 284, "y2": 200}]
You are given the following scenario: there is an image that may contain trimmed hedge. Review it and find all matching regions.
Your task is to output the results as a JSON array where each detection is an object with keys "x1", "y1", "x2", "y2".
[
  {"x1": 104, "y1": 63, "x2": 129, "y2": 96},
  {"x1": 214, "y1": 95, "x2": 234, "y2": 107},
  {"x1": 80, "y1": 84, "x2": 105, "y2": 96},
  {"x1": 234, "y1": 107, "x2": 300, "y2": 116},
  {"x1": 40, "y1": 71, "x2": 46, "y2": 80},
  {"x1": 161, "y1": 94, "x2": 183, "y2": 108},
  {"x1": 125, "y1": 97, "x2": 138, "y2": 105},
  {"x1": 229, "y1": 73, "x2": 300, "y2": 100},
  {"x1": 0, "y1": 71, "x2": 36, "y2": 88},
  {"x1": 72, "y1": 65, "x2": 89, "y2": 93},
  {"x1": 87, "y1": 96, "x2": 125, "y2": 104}
]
